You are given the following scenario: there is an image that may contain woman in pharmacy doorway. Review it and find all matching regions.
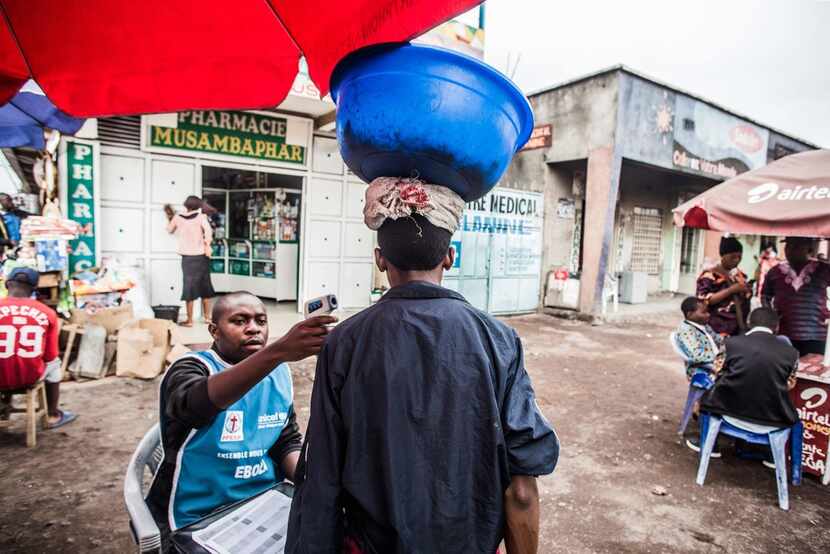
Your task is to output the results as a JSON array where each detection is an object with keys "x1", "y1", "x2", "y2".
[{"x1": 164, "y1": 196, "x2": 216, "y2": 327}]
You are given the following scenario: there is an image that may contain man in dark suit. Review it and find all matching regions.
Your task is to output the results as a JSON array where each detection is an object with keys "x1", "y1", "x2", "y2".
[{"x1": 701, "y1": 307, "x2": 799, "y2": 432}]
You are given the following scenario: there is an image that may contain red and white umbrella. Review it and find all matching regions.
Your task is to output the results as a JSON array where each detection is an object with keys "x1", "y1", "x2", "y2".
[
  {"x1": 673, "y1": 149, "x2": 830, "y2": 238},
  {"x1": 0, "y1": 0, "x2": 480, "y2": 117},
  {"x1": 674, "y1": 148, "x2": 830, "y2": 364}
]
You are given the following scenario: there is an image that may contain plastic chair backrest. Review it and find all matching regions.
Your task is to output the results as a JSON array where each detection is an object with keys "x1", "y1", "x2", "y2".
[
  {"x1": 689, "y1": 370, "x2": 714, "y2": 390},
  {"x1": 123, "y1": 423, "x2": 162, "y2": 553}
]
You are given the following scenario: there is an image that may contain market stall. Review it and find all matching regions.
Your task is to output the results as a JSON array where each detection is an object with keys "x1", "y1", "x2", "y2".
[{"x1": 674, "y1": 148, "x2": 830, "y2": 483}]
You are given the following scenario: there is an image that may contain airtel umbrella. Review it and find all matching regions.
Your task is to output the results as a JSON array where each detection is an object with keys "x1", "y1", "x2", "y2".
[
  {"x1": 0, "y1": 0, "x2": 481, "y2": 117},
  {"x1": 673, "y1": 149, "x2": 830, "y2": 238}
]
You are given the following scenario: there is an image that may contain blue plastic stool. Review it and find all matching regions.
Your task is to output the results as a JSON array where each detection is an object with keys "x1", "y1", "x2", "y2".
[
  {"x1": 668, "y1": 332, "x2": 715, "y2": 434},
  {"x1": 695, "y1": 413, "x2": 803, "y2": 510},
  {"x1": 678, "y1": 370, "x2": 715, "y2": 435}
]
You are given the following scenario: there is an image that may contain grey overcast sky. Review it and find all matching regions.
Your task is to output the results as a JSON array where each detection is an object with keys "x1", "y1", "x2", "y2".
[{"x1": 477, "y1": 0, "x2": 830, "y2": 147}]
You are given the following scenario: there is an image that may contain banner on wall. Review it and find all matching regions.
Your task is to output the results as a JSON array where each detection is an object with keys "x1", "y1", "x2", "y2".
[
  {"x1": 620, "y1": 77, "x2": 771, "y2": 180},
  {"x1": 65, "y1": 140, "x2": 96, "y2": 273},
  {"x1": 672, "y1": 96, "x2": 770, "y2": 179}
]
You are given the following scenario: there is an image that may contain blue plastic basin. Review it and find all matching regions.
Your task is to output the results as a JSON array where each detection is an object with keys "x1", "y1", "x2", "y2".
[{"x1": 330, "y1": 44, "x2": 533, "y2": 202}]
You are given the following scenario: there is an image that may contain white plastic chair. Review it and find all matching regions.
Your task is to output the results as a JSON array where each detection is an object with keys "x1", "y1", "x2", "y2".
[
  {"x1": 124, "y1": 423, "x2": 163, "y2": 553},
  {"x1": 601, "y1": 273, "x2": 619, "y2": 316}
]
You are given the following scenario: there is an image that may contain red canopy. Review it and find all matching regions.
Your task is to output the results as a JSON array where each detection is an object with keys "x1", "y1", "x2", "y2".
[
  {"x1": 673, "y1": 149, "x2": 830, "y2": 238},
  {"x1": 0, "y1": 0, "x2": 480, "y2": 117}
]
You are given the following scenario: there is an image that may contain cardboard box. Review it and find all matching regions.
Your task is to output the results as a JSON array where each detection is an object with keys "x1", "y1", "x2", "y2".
[
  {"x1": 116, "y1": 318, "x2": 172, "y2": 379},
  {"x1": 70, "y1": 303, "x2": 134, "y2": 336},
  {"x1": 37, "y1": 271, "x2": 61, "y2": 288}
]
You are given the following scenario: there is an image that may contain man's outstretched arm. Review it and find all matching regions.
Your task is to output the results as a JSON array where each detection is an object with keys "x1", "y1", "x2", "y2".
[
  {"x1": 207, "y1": 316, "x2": 335, "y2": 409},
  {"x1": 504, "y1": 475, "x2": 540, "y2": 554}
]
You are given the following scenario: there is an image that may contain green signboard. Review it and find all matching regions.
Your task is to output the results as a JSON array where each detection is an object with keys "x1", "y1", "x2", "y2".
[
  {"x1": 66, "y1": 141, "x2": 96, "y2": 273},
  {"x1": 149, "y1": 110, "x2": 306, "y2": 164}
]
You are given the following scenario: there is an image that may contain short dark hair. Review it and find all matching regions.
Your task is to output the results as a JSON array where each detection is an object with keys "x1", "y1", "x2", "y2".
[
  {"x1": 681, "y1": 296, "x2": 702, "y2": 318},
  {"x1": 5, "y1": 279, "x2": 34, "y2": 297},
  {"x1": 719, "y1": 236, "x2": 743, "y2": 256},
  {"x1": 748, "y1": 307, "x2": 779, "y2": 330},
  {"x1": 212, "y1": 291, "x2": 263, "y2": 322},
  {"x1": 184, "y1": 195, "x2": 203, "y2": 211},
  {"x1": 377, "y1": 214, "x2": 452, "y2": 271}
]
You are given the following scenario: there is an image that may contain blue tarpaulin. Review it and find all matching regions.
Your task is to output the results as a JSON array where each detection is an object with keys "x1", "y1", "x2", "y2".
[{"x1": 0, "y1": 81, "x2": 84, "y2": 149}]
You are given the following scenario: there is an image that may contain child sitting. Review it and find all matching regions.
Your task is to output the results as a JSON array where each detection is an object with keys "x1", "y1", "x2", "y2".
[{"x1": 673, "y1": 296, "x2": 725, "y2": 380}]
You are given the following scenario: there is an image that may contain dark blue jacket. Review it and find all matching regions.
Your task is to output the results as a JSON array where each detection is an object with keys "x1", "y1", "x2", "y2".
[{"x1": 287, "y1": 281, "x2": 559, "y2": 554}]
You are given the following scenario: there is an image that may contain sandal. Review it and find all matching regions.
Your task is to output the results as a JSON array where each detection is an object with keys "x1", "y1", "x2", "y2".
[
  {"x1": 47, "y1": 409, "x2": 77, "y2": 430},
  {"x1": 179, "y1": 320, "x2": 194, "y2": 328}
]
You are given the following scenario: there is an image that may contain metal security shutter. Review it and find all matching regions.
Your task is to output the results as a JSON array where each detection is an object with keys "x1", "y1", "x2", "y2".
[
  {"x1": 631, "y1": 207, "x2": 662, "y2": 275},
  {"x1": 98, "y1": 116, "x2": 141, "y2": 149}
]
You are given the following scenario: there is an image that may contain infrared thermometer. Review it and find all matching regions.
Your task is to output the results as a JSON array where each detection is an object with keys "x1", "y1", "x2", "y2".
[{"x1": 304, "y1": 294, "x2": 339, "y2": 318}]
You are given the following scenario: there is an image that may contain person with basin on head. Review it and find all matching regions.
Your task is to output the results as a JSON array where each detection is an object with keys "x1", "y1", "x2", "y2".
[
  {"x1": 762, "y1": 236, "x2": 830, "y2": 357},
  {"x1": 145, "y1": 291, "x2": 336, "y2": 546},
  {"x1": 286, "y1": 177, "x2": 560, "y2": 554}
]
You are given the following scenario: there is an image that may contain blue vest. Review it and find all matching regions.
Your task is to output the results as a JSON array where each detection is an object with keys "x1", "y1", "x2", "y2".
[{"x1": 165, "y1": 350, "x2": 293, "y2": 530}]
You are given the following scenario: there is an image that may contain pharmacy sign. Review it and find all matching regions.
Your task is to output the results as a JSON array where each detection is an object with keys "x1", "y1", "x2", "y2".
[
  {"x1": 66, "y1": 141, "x2": 96, "y2": 273},
  {"x1": 147, "y1": 110, "x2": 307, "y2": 165}
]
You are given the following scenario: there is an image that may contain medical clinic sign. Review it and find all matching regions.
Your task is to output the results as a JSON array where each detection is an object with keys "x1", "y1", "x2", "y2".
[
  {"x1": 147, "y1": 111, "x2": 307, "y2": 165},
  {"x1": 66, "y1": 141, "x2": 96, "y2": 272},
  {"x1": 462, "y1": 188, "x2": 543, "y2": 276}
]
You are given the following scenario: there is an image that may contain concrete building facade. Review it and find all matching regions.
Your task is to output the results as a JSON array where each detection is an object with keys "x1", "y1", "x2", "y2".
[{"x1": 501, "y1": 66, "x2": 817, "y2": 316}]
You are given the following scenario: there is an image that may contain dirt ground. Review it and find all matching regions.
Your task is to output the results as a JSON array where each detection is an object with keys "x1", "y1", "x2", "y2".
[{"x1": 1, "y1": 312, "x2": 828, "y2": 553}]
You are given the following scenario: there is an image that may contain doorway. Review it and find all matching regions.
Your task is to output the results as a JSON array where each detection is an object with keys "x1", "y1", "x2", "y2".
[{"x1": 202, "y1": 165, "x2": 303, "y2": 301}]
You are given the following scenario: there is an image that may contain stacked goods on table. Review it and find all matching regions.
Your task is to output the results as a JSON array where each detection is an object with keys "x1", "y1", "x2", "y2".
[
  {"x1": 1, "y1": 216, "x2": 80, "y2": 315},
  {"x1": 797, "y1": 354, "x2": 830, "y2": 382},
  {"x1": 20, "y1": 215, "x2": 80, "y2": 239},
  {"x1": 71, "y1": 266, "x2": 135, "y2": 310}
]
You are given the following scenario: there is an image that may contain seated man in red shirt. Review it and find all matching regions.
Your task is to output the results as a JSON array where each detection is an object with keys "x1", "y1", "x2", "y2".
[{"x1": 0, "y1": 267, "x2": 76, "y2": 428}]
